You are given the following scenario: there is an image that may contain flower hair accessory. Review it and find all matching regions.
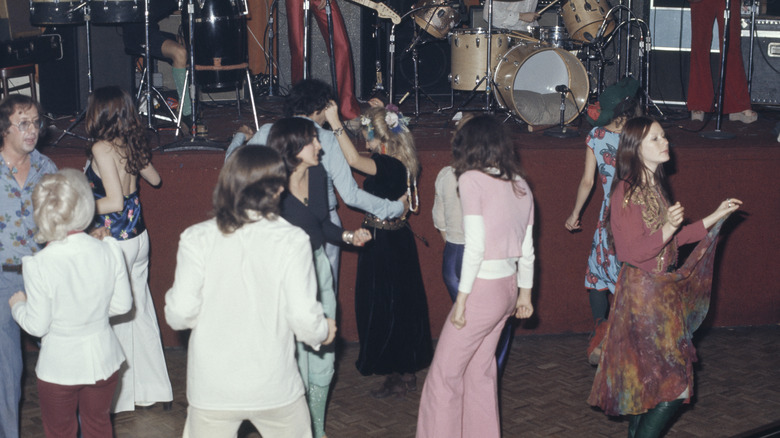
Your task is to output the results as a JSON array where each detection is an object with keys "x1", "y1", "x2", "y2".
[
  {"x1": 360, "y1": 115, "x2": 374, "y2": 140},
  {"x1": 384, "y1": 104, "x2": 410, "y2": 134}
]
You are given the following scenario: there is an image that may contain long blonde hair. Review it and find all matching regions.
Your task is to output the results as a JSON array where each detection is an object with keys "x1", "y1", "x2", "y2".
[{"x1": 363, "y1": 107, "x2": 420, "y2": 181}]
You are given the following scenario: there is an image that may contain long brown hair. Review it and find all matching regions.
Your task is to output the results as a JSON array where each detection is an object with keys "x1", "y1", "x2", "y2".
[
  {"x1": 85, "y1": 86, "x2": 151, "y2": 175},
  {"x1": 451, "y1": 115, "x2": 526, "y2": 196},
  {"x1": 610, "y1": 116, "x2": 670, "y2": 203}
]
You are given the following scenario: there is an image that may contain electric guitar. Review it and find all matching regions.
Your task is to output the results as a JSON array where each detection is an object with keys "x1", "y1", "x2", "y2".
[{"x1": 347, "y1": 0, "x2": 401, "y2": 24}]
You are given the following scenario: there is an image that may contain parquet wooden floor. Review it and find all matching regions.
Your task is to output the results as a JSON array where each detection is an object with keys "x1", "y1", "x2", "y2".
[{"x1": 19, "y1": 325, "x2": 780, "y2": 437}]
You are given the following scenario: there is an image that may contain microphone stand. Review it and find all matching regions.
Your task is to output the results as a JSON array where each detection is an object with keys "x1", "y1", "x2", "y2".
[
  {"x1": 701, "y1": 0, "x2": 736, "y2": 140},
  {"x1": 324, "y1": 0, "x2": 339, "y2": 96},
  {"x1": 268, "y1": 0, "x2": 279, "y2": 96},
  {"x1": 303, "y1": 0, "x2": 310, "y2": 79},
  {"x1": 544, "y1": 85, "x2": 579, "y2": 138}
]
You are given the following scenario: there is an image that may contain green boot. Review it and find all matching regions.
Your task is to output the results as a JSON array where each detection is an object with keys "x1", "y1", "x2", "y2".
[
  {"x1": 307, "y1": 383, "x2": 330, "y2": 438},
  {"x1": 633, "y1": 399, "x2": 684, "y2": 438},
  {"x1": 172, "y1": 67, "x2": 191, "y2": 117}
]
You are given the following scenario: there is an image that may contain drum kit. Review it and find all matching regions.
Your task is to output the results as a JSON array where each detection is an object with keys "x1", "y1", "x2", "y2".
[
  {"x1": 381, "y1": 0, "x2": 641, "y2": 127},
  {"x1": 31, "y1": 0, "x2": 258, "y2": 145}
]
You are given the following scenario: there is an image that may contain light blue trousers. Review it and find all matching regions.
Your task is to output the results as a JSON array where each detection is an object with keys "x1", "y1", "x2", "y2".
[{"x1": 1, "y1": 272, "x2": 24, "y2": 438}]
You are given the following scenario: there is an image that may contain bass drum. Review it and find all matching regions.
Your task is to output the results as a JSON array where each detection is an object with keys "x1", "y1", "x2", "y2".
[
  {"x1": 186, "y1": 0, "x2": 247, "y2": 91},
  {"x1": 561, "y1": 0, "x2": 615, "y2": 43},
  {"x1": 494, "y1": 42, "x2": 589, "y2": 126},
  {"x1": 29, "y1": 0, "x2": 84, "y2": 25},
  {"x1": 89, "y1": 0, "x2": 144, "y2": 23},
  {"x1": 411, "y1": 0, "x2": 460, "y2": 39},
  {"x1": 449, "y1": 29, "x2": 515, "y2": 91}
]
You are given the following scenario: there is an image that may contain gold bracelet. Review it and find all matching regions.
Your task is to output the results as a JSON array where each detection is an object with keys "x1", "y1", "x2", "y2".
[{"x1": 333, "y1": 127, "x2": 345, "y2": 137}]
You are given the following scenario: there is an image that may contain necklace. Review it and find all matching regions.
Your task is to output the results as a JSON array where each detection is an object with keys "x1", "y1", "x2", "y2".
[{"x1": 1, "y1": 153, "x2": 27, "y2": 175}]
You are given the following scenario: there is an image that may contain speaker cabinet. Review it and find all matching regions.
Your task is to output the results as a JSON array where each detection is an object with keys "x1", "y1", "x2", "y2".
[
  {"x1": 742, "y1": 18, "x2": 780, "y2": 105},
  {"x1": 0, "y1": 0, "x2": 41, "y2": 41},
  {"x1": 38, "y1": 24, "x2": 134, "y2": 115}
]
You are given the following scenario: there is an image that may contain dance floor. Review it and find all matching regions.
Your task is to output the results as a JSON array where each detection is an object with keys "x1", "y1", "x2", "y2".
[{"x1": 18, "y1": 325, "x2": 780, "y2": 437}]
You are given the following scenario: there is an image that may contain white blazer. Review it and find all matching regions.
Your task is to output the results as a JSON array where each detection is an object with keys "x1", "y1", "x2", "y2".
[{"x1": 12, "y1": 233, "x2": 132, "y2": 385}]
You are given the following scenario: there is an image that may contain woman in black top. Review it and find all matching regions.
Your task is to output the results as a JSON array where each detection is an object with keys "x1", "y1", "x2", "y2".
[{"x1": 266, "y1": 118, "x2": 370, "y2": 438}]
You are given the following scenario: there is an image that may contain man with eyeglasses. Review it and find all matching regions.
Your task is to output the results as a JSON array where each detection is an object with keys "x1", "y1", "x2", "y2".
[{"x1": 0, "y1": 94, "x2": 57, "y2": 438}]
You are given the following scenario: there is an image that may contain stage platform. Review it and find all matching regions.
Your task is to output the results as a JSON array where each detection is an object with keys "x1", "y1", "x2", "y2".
[{"x1": 38, "y1": 96, "x2": 780, "y2": 347}]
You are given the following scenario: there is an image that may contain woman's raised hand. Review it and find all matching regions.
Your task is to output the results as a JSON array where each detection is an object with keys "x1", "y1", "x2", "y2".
[{"x1": 703, "y1": 198, "x2": 743, "y2": 229}]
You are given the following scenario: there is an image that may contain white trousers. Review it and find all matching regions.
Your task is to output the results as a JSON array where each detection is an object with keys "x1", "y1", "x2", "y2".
[
  {"x1": 183, "y1": 397, "x2": 313, "y2": 438},
  {"x1": 110, "y1": 230, "x2": 173, "y2": 412}
]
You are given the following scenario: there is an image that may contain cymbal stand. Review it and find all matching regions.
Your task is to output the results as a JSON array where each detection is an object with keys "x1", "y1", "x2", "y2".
[
  {"x1": 388, "y1": 5, "x2": 449, "y2": 115},
  {"x1": 52, "y1": 1, "x2": 93, "y2": 145},
  {"x1": 136, "y1": 0, "x2": 183, "y2": 134}
]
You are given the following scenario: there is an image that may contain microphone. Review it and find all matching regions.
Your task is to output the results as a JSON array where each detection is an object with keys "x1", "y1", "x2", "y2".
[{"x1": 555, "y1": 85, "x2": 569, "y2": 94}]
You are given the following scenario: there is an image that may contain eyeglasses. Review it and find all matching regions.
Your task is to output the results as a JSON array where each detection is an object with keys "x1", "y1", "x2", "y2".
[{"x1": 11, "y1": 119, "x2": 44, "y2": 133}]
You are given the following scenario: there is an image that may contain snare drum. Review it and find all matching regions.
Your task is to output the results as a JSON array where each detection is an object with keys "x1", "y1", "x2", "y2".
[
  {"x1": 449, "y1": 28, "x2": 515, "y2": 91},
  {"x1": 411, "y1": 0, "x2": 460, "y2": 39},
  {"x1": 561, "y1": 0, "x2": 615, "y2": 43},
  {"x1": 89, "y1": 0, "x2": 143, "y2": 24},
  {"x1": 30, "y1": 0, "x2": 84, "y2": 25},
  {"x1": 494, "y1": 42, "x2": 589, "y2": 125},
  {"x1": 531, "y1": 26, "x2": 569, "y2": 48}
]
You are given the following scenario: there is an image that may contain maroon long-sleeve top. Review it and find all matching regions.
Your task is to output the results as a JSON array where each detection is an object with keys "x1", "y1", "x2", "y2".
[{"x1": 610, "y1": 181, "x2": 706, "y2": 274}]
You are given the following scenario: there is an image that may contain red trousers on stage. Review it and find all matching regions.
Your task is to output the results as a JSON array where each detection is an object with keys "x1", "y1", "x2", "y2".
[
  {"x1": 688, "y1": 0, "x2": 751, "y2": 114},
  {"x1": 37, "y1": 371, "x2": 119, "y2": 438},
  {"x1": 285, "y1": 0, "x2": 362, "y2": 120}
]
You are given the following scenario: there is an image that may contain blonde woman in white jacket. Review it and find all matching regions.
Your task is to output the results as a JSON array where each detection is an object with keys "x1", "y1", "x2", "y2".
[{"x1": 9, "y1": 169, "x2": 132, "y2": 438}]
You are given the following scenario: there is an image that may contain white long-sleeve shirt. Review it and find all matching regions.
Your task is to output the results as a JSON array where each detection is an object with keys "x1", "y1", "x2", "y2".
[
  {"x1": 12, "y1": 233, "x2": 132, "y2": 385},
  {"x1": 165, "y1": 216, "x2": 328, "y2": 411}
]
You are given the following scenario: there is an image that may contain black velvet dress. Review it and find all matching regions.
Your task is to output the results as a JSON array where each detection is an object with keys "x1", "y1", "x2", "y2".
[{"x1": 355, "y1": 154, "x2": 433, "y2": 376}]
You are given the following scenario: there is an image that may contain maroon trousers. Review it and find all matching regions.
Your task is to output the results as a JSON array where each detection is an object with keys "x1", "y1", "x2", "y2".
[
  {"x1": 37, "y1": 371, "x2": 119, "y2": 438},
  {"x1": 687, "y1": 0, "x2": 751, "y2": 114},
  {"x1": 285, "y1": 0, "x2": 362, "y2": 120}
]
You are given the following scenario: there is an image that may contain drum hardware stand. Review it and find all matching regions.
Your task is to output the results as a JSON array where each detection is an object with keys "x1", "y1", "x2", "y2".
[
  {"x1": 161, "y1": 0, "x2": 226, "y2": 151},
  {"x1": 387, "y1": 1, "x2": 457, "y2": 103},
  {"x1": 544, "y1": 85, "x2": 580, "y2": 138},
  {"x1": 52, "y1": 1, "x2": 94, "y2": 146},
  {"x1": 387, "y1": 5, "x2": 451, "y2": 115},
  {"x1": 136, "y1": 0, "x2": 185, "y2": 135},
  {"x1": 700, "y1": 0, "x2": 736, "y2": 140}
]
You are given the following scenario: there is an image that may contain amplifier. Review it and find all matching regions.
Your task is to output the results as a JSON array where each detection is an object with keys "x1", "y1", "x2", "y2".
[
  {"x1": 0, "y1": 34, "x2": 62, "y2": 68},
  {"x1": 742, "y1": 18, "x2": 780, "y2": 105}
]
